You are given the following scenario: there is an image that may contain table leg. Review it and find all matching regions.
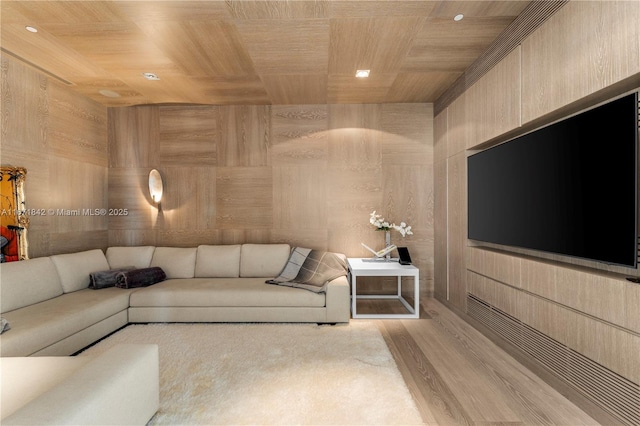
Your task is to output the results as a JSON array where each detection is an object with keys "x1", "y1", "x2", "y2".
[{"x1": 351, "y1": 274, "x2": 357, "y2": 317}]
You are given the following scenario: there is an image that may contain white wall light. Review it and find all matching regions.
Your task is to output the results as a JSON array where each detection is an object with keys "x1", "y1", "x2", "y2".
[{"x1": 149, "y1": 169, "x2": 163, "y2": 204}]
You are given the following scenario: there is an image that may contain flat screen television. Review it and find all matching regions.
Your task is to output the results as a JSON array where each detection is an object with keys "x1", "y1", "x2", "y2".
[{"x1": 468, "y1": 92, "x2": 638, "y2": 268}]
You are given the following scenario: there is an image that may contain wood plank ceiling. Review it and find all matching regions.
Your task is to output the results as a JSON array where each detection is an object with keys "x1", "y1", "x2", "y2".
[{"x1": 1, "y1": 0, "x2": 530, "y2": 107}]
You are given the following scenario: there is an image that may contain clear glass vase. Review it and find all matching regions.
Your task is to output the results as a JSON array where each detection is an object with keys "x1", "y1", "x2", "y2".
[{"x1": 385, "y1": 230, "x2": 391, "y2": 260}]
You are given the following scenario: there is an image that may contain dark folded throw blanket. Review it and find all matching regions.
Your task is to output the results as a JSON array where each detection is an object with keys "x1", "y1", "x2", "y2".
[
  {"x1": 115, "y1": 267, "x2": 166, "y2": 289},
  {"x1": 266, "y1": 247, "x2": 347, "y2": 293},
  {"x1": 89, "y1": 267, "x2": 135, "y2": 289}
]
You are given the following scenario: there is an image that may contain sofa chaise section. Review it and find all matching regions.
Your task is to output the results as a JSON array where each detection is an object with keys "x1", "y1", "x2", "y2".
[{"x1": 0, "y1": 251, "x2": 133, "y2": 357}]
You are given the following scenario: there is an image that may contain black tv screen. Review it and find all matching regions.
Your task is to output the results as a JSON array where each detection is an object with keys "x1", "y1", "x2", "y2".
[{"x1": 468, "y1": 92, "x2": 638, "y2": 267}]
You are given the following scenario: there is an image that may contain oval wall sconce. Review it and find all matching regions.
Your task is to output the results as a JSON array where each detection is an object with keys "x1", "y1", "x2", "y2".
[{"x1": 149, "y1": 169, "x2": 163, "y2": 204}]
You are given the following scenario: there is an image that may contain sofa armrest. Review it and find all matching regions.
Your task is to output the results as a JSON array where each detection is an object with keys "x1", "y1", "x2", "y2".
[
  {"x1": 325, "y1": 275, "x2": 350, "y2": 323},
  {"x1": 3, "y1": 344, "x2": 159, "y2": 425}
]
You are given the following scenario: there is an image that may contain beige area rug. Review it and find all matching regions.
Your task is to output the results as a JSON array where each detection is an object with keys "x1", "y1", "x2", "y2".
[{"x1": 80, "y1": 322, "x2": 423, "y2": 426}]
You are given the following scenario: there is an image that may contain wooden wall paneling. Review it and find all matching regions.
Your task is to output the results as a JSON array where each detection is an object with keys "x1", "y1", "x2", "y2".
[
  {"x1": 380, "y1": 103, "x2": 433, "y2": 166},
  {"x1": 1, "y1": 56, "x2": 51, "y2": 257},
  {"x1": 445, "y1": 93, "x2": 467, "y2": 157},
  {"x1": 555, "y1": 266, "x2": 627, "y2": 330},
  {"x1": 624, "y1": 283, "x2": 640, "y2": 333},
  {"x1": 107, "y1": 168, "x2": 157, "y2": 231},
  {"x1": 326, "y1": 104, "x2": 383, "y2": 256},
  {"x1": 433, "y1": 110, "x2": 448, "y2": 164},
  {"x1": 520, "y1": 256, "x2": 557, "y2": 297},
  {"x1": 465, "y1": 46, "x2": 521, "y2": 149},
  {"x1": 0, "y1": 55, "x2": 48, "y2": 154},
  {"x1": 108, "y1": 106, "x2": 159, "y2": 168},
  {"x1": 270, "y1": 105, "x2": 328, "y2": 166},
  {"x1": 217, "y1": 229, "x2": 272, "y2": 245},
  {"x1": 272, "y1": 165, "x2": 327, "y2": 231},
  {"x1": 573, "y1": 313, "x2": 640, "y2": 385},
  {"x1": 48, "y1": 157, "x2": 107, "y2": 233},
  {"x1": 215, "y1": 166, "x2": 272, "y2": 229},
  {"x1": 218, "y1": 105, "x2": 271, "y2": 167},
  {"x1": 447, "y1": 151, "x2": 467, "y2": 309},
  {"x1": 326, "y1": 166, "x2": 382, "y2": 257},
  {"x1": 434, "y1": 158, "x2": 447, "y2": 300},
  {"x1": 467, "y1": 271, "x2": 494, "y2": 307},
  {"x1": 47, "y1": 80, "x2": 108, "y2": 167},
  {"x1": 159, "y1": 105, "x2": 218, "y2": 167},
  {"x1": 383, "y1": 164, "x2": 433, "y2": 296},
  {"x1": 516, "y1": 290, "x2": 573, "y2": 355},
  {"x1": 156, "y1": 229, "x2": 221, "y2": 248},
  {"x1": 51, "y1": 230, "x2": 108, "y2": 255},
  {"x1": 521, "y1": 1, "x2": 640, "y2": 123},
  {"x1": 159, "y1": 167, "x2": 216, "y2": 231},
  {"x1": 433, "y1": 110, "x2": 448, "y2": 300},
  {"x1": 108, "y1": 229, "x2": 157, "y2": 247},
  {"x1": 271, "y1": 228, "x2": 328, "y2": 252},
  {"x1": 328, "y1": 104, "x2": 382, "y2": 169}
]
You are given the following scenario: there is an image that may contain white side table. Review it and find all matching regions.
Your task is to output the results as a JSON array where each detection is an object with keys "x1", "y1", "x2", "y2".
[{"x1": 347, "y1": 258, "x2": 420, "y2": 319}]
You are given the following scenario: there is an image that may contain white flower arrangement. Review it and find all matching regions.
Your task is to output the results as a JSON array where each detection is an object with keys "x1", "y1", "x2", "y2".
[{"x1": 369, "y1": 211, "x2": 413, "y2": 237}]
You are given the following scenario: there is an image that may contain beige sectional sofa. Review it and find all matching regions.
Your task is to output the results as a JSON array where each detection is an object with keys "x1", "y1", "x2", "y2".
[
  {"x1": 1, "y1": 344, "x2": 159, "y2": 425},
  {"x1": 0, "y1": 244, "x2": 350, "y2": 357}
]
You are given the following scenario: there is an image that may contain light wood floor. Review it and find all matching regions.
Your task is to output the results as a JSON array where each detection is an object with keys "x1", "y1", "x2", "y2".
[{"x1": 356, "y1": 297, "x2": 600, "y2": 425}]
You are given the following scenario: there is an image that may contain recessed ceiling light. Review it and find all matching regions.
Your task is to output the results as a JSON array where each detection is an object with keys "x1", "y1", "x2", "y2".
[
  {"x1": 454, "y1": 14, "x2": 464, "y2": 21},
  {"x1": 142, "y1": 72, "x2": 160, "y2": 81},
  {"x1": 99, "y1": 89, "x2": 121, "y2": 98},
  {"x1": 355, "y1": 70, "x2": 370, "y2": 78},
  {"x1": 25, "y1": 26, "x2": 38, "y2": 33}
]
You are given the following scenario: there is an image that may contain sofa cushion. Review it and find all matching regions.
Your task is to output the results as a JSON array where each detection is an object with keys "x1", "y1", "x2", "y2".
[
  {"x1": 0, "y1": 288, "x2": 134, "y2": 357},
  {"x1": 106, "y1": 246, "x2": 155, "y2": 269},
  {"x1": 129, "y1": 278, "x2": 325, "y2": 308},
  {"x1": 150, "y1": 247, "x2": 197, "y2": 279},
  {"x1": 195, "y1": 245, "x2": 241, "y2": 278},
  {"x1": 50, "y1": 249, "x2": 111, "y2": 293},
  {"x1": 0, "y1": 258, "x2": 64, "y2": 314},
  {"x1": 240, "y1": 244, "x2": 290, "y2": 278}
]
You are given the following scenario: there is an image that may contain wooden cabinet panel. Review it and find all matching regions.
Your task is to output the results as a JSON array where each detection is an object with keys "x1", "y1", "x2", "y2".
[{"x1": 521, "y1": 1, "x2": 640, "y2": 123}]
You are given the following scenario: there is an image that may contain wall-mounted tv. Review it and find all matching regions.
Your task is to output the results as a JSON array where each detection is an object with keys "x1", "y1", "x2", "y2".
[{"x1": 468, "y1": 92, "x2": 639, "y2": 268}]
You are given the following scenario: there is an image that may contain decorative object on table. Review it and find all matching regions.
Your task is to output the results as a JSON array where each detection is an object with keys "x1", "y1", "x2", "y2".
[
  {"x1": 397, "y1": 247, "x2": 413, "y2": 265},
  {"x1": 368, "y1": 211, "x2": 413, "y2": 260}
]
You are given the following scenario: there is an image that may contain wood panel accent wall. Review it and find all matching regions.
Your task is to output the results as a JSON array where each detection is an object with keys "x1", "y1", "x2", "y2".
[
  {"x1": 433, "y1": 1, "x2": 640, "y2": 421},
  {"x1": 521, "y1": 0, "x2": 640, "y2": 123},
  {"x1": 108, "y1": 103, "x2": 434, "y2": 295},
  {"x1": 1, "y1": 54, "x2": 108, "y2": 257}
]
